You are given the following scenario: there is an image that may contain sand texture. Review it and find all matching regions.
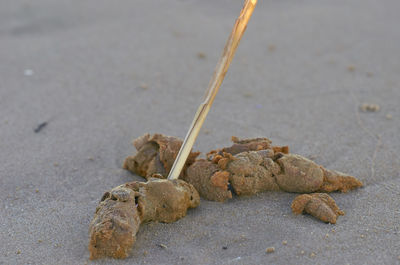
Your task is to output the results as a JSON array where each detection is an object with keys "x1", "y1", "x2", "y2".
[{"x1": 1, "y1": 0, "x2": 400, "y2": 264}]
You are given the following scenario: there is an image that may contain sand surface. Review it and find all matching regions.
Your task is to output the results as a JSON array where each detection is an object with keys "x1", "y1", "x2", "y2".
[{"x1": 1, "y1": 0, "x2": 399, "y2": 264}]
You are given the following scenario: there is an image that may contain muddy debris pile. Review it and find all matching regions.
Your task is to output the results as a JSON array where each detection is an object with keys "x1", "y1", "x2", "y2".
[
  {"x1": 123, "y1": 133, "x2": 199, "y2": 180},
  {"x1": 89, "y1": 133, "x2": 363, "y2": 259},
  {"x1": 124, "y1": 134, "x2": 362, "y2": 204},
  {"x1": 291, "y1": 193, "x2": 345, "y2": 224},
  {"x1": 89, "y1": 179, "x2": 199, "y2": 259}
]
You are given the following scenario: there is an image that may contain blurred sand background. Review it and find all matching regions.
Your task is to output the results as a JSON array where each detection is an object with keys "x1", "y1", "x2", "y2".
[{"x1": 1, "y1": 0, "x2": 399, "y2": 264}]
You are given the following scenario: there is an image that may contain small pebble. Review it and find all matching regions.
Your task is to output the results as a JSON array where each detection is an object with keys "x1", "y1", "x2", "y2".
[
  {"x1": 325, "y1": 233, "x2": 329, "y2": 238},
  {"x1": 222, "y1": 246, "x2": 228, "y2": 250},
  {"x1": 88, "y1": 157, "x2": 94, "y2": 161},
  {"x1": 203, "y1": 129, "x2": 211, "y2": 135},
  {"x1": 35, "y1": 189, "x2": 39, "y2": 193},
  {"x1": 360, "y1": 234, "x2": 365, "y2": 238},
  {"x1": 197, "y1": 52, "x2": 206, "y2": 59},
  {"x1": 265, "y1": 247, "x2": 275, "y2": 254},
  {"x1": 34, "y1": 122, "x2": 48, "y2": 133},
  {"x1": 282, "y1": 240, "x2": 287, "y2": 245},
  {"x1": 386, "y1": 114, "x2": 392, "y2": 120},
  {"x1": 24, "y1": 69, "x2": 34, "y2": 76},
  {"x1": 310, "y1": 252, "x2": 316, "y2": 258},
  {"x1": 143, "y1": 251, "x2": 148, "y2": 256},
  {"x1": 347, "y1": 65, "x2": 355, "y2": 72},
  {"x1": 16, "y1": 250, "x2": 21, "y2": 254},
  {"x1": 38, "y1": 239, "x2": 42, "y2": 243},
  {"x1": 157, "y1": 243, "x2": 167, "y2": 249},
  {"x1": 268, "y1": 44, "x2": 276, "y2": 52},
  {"x1": 360, "y1": 103, "x2": 380, "y2": 112},
  {"x1": 140, "y1": 83, "x2": 149, "y2": 90},
  {"x1": 300, "y1": 250, "x2": 305, "y2": 255}
]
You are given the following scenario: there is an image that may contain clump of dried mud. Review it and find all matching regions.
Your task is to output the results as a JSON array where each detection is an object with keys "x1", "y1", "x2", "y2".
[
  {"x1": 188, "y1": 137, "x2": 361, "y2": 203},
  {"x1": 89, "y1": 179, "x2": 199, "y2": 259},
  {"x1": 123, "y1": 133, "x2": 362, "y2": 209},
  {"x1": 292, "y1": 193, "x2": 345, "y2": 224},
  {"x1": 124, "y1": 135, "x2": 361, "y2": 203},
  {"x1": 89, "y1": 133, "x2": 363, "y2": 259},
  {"x1": 123, "y1": 133, "x2": 199, "y2": 179}
]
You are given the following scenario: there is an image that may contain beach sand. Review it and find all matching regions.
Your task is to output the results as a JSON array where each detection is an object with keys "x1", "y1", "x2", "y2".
[{"x1": 1, "y1": 0, "x2": 399, "y2": 264}]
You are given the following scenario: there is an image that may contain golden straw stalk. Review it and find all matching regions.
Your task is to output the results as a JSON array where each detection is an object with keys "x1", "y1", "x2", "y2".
[{"x1": 168, "y1": 0, "x2": 257, "y2": 180}]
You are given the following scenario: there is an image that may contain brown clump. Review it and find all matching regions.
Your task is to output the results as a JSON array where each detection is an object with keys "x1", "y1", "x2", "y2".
[
  {"x1": 89, "y1": 179, "x2": 199, "y2": 259},
  {"x1": 123, "y1": 133, "x2": 199, "y2": 179},
  {"x1": 272, "y1": 145, "x2": 289, "y2": 154},
  {"x1": 186, "y1": 138, "x2": 362, "y2": 201},
  {"x1": 275, "y1": 154, "x2": 324, "y2": 193},
  {"x1": 127, "y1": 178, "x2": 200, "y2": 223},
  {"x1": 226, "y1": 151, "x2": 281, "y2": 195},
  {"x1": 122, "y1": 134, "x2": 362, "y2": 223},
  {"x1": 319, "y1": 168, "x2": 363, "y2": 193},
  {"x1": 275, "y1": 154, "x2": 362, "y2": 193},
  {"x1": 291, "y1": 193, "x2": 344, "y2": 224},
  {"x1": 187, "y1": 144, "x2": 281, "y2": 200},
  {"x1": 185, "y1": 148, "x2": 282, "y2": 201},
  {"x1": 184, "y1": 159, "x2": 232, "y2": 202},
  {"x1": 207, "y1": 136, "x2": 272, "y2": 157},
  {"x1": 360, "y1": 103, "x2": 380, "y2": 112},
  {"x1": 185, "y1": 136, "x2": 282, "y2": 200},
  {"x1": 89, "y1": 185, "x2": 141, "y2": 259}
]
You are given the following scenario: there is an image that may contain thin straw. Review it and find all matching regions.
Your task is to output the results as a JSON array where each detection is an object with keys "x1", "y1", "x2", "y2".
[{"x1": 168, "y1": 0, "x2": 257, "y2": 180}]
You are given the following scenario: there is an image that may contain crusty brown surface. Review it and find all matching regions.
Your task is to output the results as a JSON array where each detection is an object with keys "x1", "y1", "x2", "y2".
[
  {"x1": 275, "y1": 154, "x2": 324, "y2": 193},
  {"x1": 124, "y1": 135, "x2": 363, "y2": 202},
  {"x1": 319, "y1": 168, "x2": 363, "y2": 193},
  {"x1": 291, "y1": 193, "x2": 345, "y2": 224},
  {"x1": 89, "y1": 179, "x2": 200, "y2": 259},
  {"x1": 125, "y1": 178, "x2": 200, "y2": 223},
  {"x1": 122, "y1": 134, "x2": 362, "y2": 227},
  {"x1": 207, "y1": 136, "x2": 272, "y2": 157},
  {"x1": 226, "y1": 151, "x2": 281, "y2": 196},
  {"x1": 184, "y1": 159, "x2": 232, "y2": 202},
  {"x1": 91, "y1": 135, "x2": 364, "y2": 259},
  {"x1": 186, "y1": 137, "x2": 363, "y2": 204},
  {"x1": 88, "y1": 185, "x2": 141, "y2": 259},
  {"x1": 123, "y1": 133, "x2": 199, "y2": 179}
]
